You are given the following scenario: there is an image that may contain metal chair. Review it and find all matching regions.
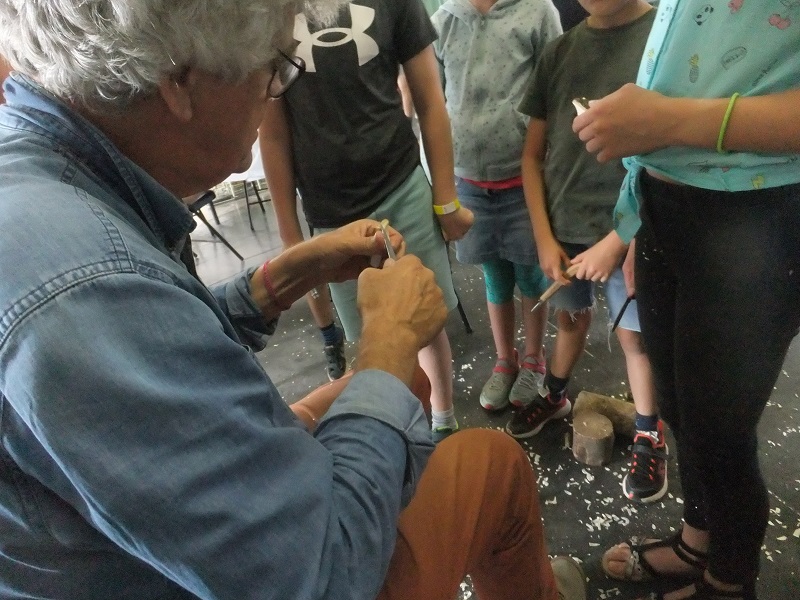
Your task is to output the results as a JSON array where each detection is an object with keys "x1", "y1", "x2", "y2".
[
  {"x1": 242, "y1": 181, "x2": 268, "y2": 231},
  {"x1": 188, "y1": 190, "x2": 244, "y2": 261},
  {"x1": 224, "y1": 141, "x2": 270, "y2": 231},
  {"x1": 446, "y1": 242, "x2": 473, "y2": 334}
]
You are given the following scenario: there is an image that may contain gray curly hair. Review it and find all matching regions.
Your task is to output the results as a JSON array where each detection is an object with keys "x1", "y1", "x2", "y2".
[{"x1": 0, "y1": 0, "x2": 348, "y2": 113}]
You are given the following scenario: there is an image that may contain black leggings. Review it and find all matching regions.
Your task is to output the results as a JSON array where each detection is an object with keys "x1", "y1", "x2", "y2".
[{"x1": 635, "y1": 172, "x2": 800, "y2": 588}]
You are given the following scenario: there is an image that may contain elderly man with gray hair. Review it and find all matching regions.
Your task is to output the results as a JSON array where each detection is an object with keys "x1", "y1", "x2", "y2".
[{"x1": 0, "y1": 1, "x2": 585, "y2": 599}]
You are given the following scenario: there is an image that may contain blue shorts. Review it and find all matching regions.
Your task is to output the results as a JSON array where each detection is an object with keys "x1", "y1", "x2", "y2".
[
  {"x1": 549, "y1": 242, "x2": 640, "y2": 332},
  {"x1": 453, "y1": 178, "x2": 538, "y2": 265},
  {"x1": 316, "y1": 166, "x2": 458, "y2": 342}
]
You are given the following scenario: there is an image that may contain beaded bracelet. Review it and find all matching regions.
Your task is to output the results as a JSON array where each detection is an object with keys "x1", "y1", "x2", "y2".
[
  {"x1": 262, "y1": 259, "x2": 292, "y2": 312},
  {"x1": 716, "y1": 92, "x2": 740, "y2": 154}
]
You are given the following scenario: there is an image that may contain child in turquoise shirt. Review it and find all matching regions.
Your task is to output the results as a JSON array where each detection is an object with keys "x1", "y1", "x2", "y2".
[{"x1": 575, "y1": 1, "x2": 800, "y2": 598}]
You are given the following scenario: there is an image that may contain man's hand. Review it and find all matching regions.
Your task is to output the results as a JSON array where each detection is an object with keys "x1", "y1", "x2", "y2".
[
  {"x1": 573, "y1": 84, "x2": 674, "y2": 163},
  {"x1": 311, "y1": 219, "x2": 406, "y2": 283},
  {"x1": 436, "y1": 206, "x2": 474, "y2": 241},
  {"x1": 356, "y1": 256, "x2": 447, "y2": 387},
  {"x1": 253, "y1": 220, "x2": 406, "y2": 319},
  {"x1": 570, "y1": 231, "x2": 628, "y2": 283}
]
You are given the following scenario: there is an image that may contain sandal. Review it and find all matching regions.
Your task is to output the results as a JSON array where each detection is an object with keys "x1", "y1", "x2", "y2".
[{"x1": 602, "y1": 531, "x2": 707, "y2": 583}]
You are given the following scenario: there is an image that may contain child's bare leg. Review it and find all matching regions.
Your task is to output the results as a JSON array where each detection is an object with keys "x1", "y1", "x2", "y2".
[
  {"x1": 615, "y1": 327, "x2": 657, "y2": 416},
  {"x1": 418, "y1": 329, "x2": 453, "y2": 413},
  {"x1": 487, "y1": 300, "x2": 516, "y2": 360},
  {"x1": 616, "y1": 326, "x2": 668, "y2": 504},
  {"x1": 521, "y1": 295, "x2": 547, "y2": 360},
  {"x1": 550, "y1": 309, "x2": 591, "y2": 379}
]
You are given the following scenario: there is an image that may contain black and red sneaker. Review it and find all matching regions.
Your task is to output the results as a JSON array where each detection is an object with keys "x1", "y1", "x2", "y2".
[
  {"x1": 505, "y1": 390, "x2": 571, "y2": 439},
  {"x1": 622, "y1": 421, "x2": 668, "y2": 503}
]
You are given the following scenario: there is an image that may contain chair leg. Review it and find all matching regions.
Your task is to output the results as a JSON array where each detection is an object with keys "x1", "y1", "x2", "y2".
[
  {"x1": 454, "y1": 290, "x2": 473, "y2": 334},
  {"x1": 243, "y1": 184, "x2": 255, "y2": 231},
  {"x1": 443, "y1": 241, "x2": 472, "y2": 334},
  {"x1": 208, "y1": 197, "x2": 220, "y2": 224},
  {"x1": 194, "y1": 210, "x2": 244, "y2": 261},
  {"x1": 251, "y1": 181, "x2": 268, "y2": 213}
]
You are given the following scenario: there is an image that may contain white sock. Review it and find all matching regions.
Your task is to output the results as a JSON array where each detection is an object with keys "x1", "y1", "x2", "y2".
[{"x1": 431, "y1": 407, "x2": 457, "y2": 430}]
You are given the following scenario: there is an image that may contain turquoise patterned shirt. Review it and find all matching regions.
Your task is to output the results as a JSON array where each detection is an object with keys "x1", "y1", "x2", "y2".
[{"x1": 614, "y1": 0, "x2": 800, "y2": 243}]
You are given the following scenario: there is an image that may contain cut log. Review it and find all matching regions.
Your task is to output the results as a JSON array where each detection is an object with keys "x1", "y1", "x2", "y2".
[
  {"x1": 573, "y1": 390, "x2": 636, "y2": 438},
  {"x1": 572, "y1": 411, "x2": 614, "y2": 466}
]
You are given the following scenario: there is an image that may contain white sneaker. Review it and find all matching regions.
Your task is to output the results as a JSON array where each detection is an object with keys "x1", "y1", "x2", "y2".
[
  {"x1": 509, "y1": 353, "x2": 546, "y2": 407},
  {"x1": 479, "y1": 352, "x2": 518, "y2": 411}
]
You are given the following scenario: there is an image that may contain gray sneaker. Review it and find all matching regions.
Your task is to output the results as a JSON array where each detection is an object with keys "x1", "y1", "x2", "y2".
[
  {"x1": 479, "y1": 355, "x2": 518, "y2": 411},
  {"x1": 551, "y1": 556, "x2": 586, "y2": 600},
  {"x1": 509, "y1": 354, "x2": 546, "y2": 408},
  {"x1": 324, "y1": 333, "x2": 346, "y2": 381}
]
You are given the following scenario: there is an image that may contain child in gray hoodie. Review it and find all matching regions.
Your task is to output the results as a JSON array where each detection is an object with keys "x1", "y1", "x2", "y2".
[{"x1": 432, "y1": 0, "x2": 561, "y2": 413}]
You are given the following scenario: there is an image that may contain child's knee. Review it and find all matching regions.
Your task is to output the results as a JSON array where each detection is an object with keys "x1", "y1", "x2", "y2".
[
  {"x1": 555, "y1": 306, "x2": 592, "y2": 331},
  {"x1": 615, "y1": 327, "x2": 646, "y2": 355}
]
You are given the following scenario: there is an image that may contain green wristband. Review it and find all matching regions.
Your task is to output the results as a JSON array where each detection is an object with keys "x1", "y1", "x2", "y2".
[{"x1": 716, "y1": 92, "x2": 740, "y2": 154}]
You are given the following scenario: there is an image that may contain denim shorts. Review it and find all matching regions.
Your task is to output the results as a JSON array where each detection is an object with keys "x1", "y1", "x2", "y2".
[
  {"x1": 549, "y1": 241, "x2": 640, "y2": 332},
  {"x1": 316, "y1": 166, "x2": 458, "y2": 342},
  {"x1": 453, "y1": 178, "x2": 538, "y2": 265}
]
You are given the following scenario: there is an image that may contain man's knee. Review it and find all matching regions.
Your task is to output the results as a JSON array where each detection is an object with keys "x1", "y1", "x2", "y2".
[{"x1": 434, "y1": 429, "x2": 535, "y2": 482}]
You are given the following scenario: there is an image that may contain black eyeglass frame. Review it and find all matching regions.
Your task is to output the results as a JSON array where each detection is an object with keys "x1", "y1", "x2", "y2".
[{"x1": 268, "y1": 50, "x2": 306, "y2": 98}]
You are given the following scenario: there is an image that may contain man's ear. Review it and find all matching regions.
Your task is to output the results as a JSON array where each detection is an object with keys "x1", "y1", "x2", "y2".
[{"x1": 157, "y1": 70, "x2": 195, "y2": 122}]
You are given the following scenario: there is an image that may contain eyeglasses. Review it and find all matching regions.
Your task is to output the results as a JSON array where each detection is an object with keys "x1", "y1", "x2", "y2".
[{"x1": 268, "y1": 50, "x2": 305, "y2": 98}]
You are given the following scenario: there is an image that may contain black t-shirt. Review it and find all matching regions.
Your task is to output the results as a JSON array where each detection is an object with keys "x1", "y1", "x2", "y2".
[{"x1": 284, "y1": 0, "x2": 436, "y2": 228}]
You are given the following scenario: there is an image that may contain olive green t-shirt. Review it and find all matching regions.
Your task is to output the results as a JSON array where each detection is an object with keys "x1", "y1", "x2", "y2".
[{"x1": 518, "y1": 9, "x2": 656, "y2": 245}]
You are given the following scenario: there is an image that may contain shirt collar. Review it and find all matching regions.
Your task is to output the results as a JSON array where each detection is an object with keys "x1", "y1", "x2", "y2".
[{"x1": 1, "y1": 74, "x2": 194, "y2": 249}]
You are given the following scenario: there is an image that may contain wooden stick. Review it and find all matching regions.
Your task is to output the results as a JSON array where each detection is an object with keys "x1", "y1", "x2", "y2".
[{"x1": 531, "y1": 263, "x2": 581, "y2": 312}]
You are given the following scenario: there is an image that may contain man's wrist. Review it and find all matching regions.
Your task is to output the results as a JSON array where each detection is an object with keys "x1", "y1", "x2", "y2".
[
  {"x1": 357, "y1": 323, "x2": 417, "y2": 387},
  {"x1": 261, "y1": 260, "x2": 293, "y2": 311},
  {"x1": 256, "y1": 243, "x2": 322, "y2": 311}
]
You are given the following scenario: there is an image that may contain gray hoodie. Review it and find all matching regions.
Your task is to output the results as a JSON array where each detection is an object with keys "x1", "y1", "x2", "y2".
[{"x1": 433, "y1": 0, "x2": 561, "y2": 181}]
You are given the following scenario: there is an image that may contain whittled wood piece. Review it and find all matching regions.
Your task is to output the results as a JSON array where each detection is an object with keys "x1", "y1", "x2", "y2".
[
  {"x1": 573, "y1": 390, "x2": 637, "y2": 439},
  {"x1": 572, "y1": 411, "x2": 614, "y2": 466},
  {"x1": 531, "y1": 263, "x2": 581, "y2": 312}
]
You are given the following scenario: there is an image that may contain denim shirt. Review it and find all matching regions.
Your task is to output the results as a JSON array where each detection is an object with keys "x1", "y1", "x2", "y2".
[{"x1": 0, "y1": 74, "x2": 434, "y2": 600}]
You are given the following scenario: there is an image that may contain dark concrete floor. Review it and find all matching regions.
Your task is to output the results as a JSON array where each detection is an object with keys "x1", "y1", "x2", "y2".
[{"x1": 193, "y1": 188, "x2": 799, "y2": 600}]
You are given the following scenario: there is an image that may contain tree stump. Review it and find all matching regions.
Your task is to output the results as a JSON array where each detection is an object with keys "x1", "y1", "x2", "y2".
[
  {"x1": 573, "y1": 391, "x2": 636, "y2": 438},
  {"x1": 572, "y1": 411, "x2": 614, "y2": 466}
]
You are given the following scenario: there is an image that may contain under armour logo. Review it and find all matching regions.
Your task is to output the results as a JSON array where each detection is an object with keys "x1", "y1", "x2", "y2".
[{"x1": 294, "y1": 3, "x2": 379, "y2": 72}]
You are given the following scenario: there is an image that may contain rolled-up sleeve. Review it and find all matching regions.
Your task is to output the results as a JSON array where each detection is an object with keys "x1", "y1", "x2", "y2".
[
  {"x1": 208, "y1": 267, "x2": 276, "y2": 351},
  {"x1": 320, "y1": 370, "x2": 435, "y2": 507}
]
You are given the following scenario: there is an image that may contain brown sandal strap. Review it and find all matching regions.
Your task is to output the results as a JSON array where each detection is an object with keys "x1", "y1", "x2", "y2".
[{"x1": 631, "y1": 531, "x2": 707, "y2": 581}]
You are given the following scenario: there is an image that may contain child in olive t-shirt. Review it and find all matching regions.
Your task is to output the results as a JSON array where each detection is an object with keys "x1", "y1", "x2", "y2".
[{"x1": 511, "y1": 0, "x2": 666, "y2": 505}]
